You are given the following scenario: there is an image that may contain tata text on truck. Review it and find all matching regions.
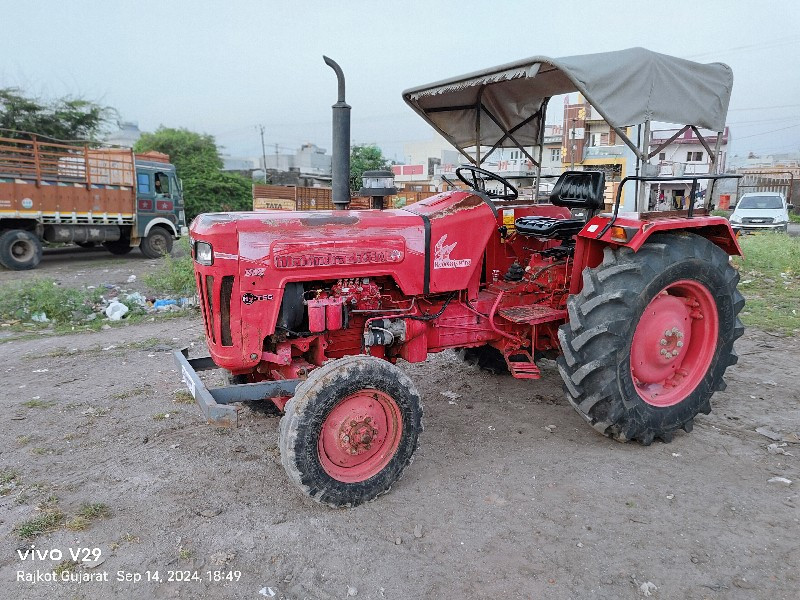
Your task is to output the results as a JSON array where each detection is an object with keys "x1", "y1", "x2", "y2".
[
  {"x1": 177, "y1": 48, "x2": 744, "y2": 507},
  {"x1": 0, "y1": 134, "x2": 187, "y2": 270}
]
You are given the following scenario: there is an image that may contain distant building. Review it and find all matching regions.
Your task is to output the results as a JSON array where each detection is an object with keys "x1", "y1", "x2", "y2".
[
  {"x1": 648, "y1": 127, "x2": 730, "y2": 209},
  {"x1": 221, "y1": 155, "x2": 258, "y2": 172},
  {"x1": 263, "y1": 143, "x2": 331, "y2": 179},
  {"x1": 105, "y1": 121, "x2": 142, "y2": 148},
  {"x1": 561, "y1": 95, "x2": 639, "y2": 210},
  {"x1": 392, "y1": 134, "x2": 461, "y2": 191}
]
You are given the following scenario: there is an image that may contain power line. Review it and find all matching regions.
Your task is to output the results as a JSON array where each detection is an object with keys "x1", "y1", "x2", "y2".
[
  {"x1": 683, "y1": 35, "x2": 800, "y2": 60},
  {"x1": 728, "y1": 103, "x2": 800, "y2": 112},
  {"x1": 735, "y1": 123, "x2": 800, "y2": 140}
]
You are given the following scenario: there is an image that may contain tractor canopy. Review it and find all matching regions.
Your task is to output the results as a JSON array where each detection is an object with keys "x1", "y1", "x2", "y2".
[{"x1": 402, "y1": 47, "x2": 733, "y2": 167}]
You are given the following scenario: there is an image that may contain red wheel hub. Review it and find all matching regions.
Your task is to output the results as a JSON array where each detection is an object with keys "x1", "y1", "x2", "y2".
[
  {"x1": 318, "y1": 389, "x2": 403, "y2": 483},
  {"x1": 630, "y1": 279, "x2": 718, "y2": 407}
]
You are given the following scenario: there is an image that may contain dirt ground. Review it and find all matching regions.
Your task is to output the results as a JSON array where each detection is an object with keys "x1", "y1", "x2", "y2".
[{"x1": 1, "y1": 248, "x2": 798, "y2": 600}]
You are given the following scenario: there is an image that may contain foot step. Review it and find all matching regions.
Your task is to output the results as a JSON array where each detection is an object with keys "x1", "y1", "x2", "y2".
[
  {"x1": 504, "y1": 351, "x2": 541, "y2": 379},
  {"x1": 498, "y1": 305, "x2": 567, "y2": 325}
]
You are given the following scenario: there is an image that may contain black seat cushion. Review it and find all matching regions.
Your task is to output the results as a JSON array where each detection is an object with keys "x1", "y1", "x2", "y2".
[
  {"x1": 515, "y1": 216, "x2": 585, "y2": 239},
  {"x1": 550, "y1": 171, "x2": 606, "y2": 210}
]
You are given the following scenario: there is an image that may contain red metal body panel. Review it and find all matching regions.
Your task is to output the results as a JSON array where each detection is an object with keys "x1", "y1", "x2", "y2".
[
  {"x1": 403, "y1": 191, "x2": 496, "y2": 293},
  {"x1": 569, "y1": 213, "x2": 742, "y2": 294}
]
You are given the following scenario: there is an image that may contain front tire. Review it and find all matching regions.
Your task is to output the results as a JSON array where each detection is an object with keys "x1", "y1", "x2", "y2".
[
  {"x1": 279, "y1": 356, "x2": 423, "y2": 507},
  {"x1": 140, "y1": 228, "x2": 173, "y2": 259},
  {"x1": 557, "y1": 233, "x2": 744, "y2": 445},
  {"x1": 0, "y1": 230, "x2": 42, "y2": 270}
]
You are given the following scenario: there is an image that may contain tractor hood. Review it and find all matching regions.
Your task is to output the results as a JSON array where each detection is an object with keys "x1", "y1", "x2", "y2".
[{"x1": 190, "y1": 190, "x2": 498, "y2": 297}]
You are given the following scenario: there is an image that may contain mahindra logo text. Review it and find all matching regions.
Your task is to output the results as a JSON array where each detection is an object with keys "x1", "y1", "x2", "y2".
[{"x1": 274, "y1": 249, "x2": 402, "y2": 269}]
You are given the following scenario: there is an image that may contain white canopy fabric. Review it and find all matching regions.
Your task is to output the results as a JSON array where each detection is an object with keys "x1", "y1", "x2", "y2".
[{"x1": 402, "y1": 47, "x2": 733, "y2": 157}]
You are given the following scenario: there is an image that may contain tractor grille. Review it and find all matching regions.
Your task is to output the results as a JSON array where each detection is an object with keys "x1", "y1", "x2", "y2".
[
  {"x1": 196, "y1": 273, "x2": 236, "y2": 348},
  {"x1": 220, "y1": 276, "x2": 235, "y2": 347}
]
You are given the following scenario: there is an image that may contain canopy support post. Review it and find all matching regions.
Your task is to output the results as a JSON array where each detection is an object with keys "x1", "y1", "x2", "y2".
[
  {"x1": 707, "y1": 130, "x2": 724, "y2": 208},
  {"x1": 636, "y1": 120, "x2": 650, "y2": 212},
  {"x1": 533, "y1": 98, "x2": 549, "y2": 202}
]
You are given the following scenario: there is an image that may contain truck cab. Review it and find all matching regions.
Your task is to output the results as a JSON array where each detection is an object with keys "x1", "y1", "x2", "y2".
[{"x1": 133, "y1": 153, "x2": 188, "y2": 244}]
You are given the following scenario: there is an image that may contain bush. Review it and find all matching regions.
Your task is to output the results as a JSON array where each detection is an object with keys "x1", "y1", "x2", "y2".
[
  {"x1": 0, "y1": 280, "x2": 100, "y2": 324},
  {"x1": 733, "y1": 234, "x2": 800, "y2": 333},
  {"x1": 144, "y1": 238, "x2": 195, "y2": 297}
]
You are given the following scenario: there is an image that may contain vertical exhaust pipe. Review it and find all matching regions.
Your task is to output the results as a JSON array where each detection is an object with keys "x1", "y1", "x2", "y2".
[{"x1": 323, "y1": 56, "x2": 351, "y2": 210}]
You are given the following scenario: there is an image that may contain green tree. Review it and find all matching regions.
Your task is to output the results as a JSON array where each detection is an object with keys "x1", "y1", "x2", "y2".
[
  {"x1": 350, "y1": 144, "x2": 390, "y2": 191},
  {"x1": 0, "y1": 88, "x2": 114, "y2": 141},
  {"x1": 135, "y1": 127, "x2": 252, "y2": 219},
  {"x1": 134, "y1": 127, "x2": 222, "y2": 173}
]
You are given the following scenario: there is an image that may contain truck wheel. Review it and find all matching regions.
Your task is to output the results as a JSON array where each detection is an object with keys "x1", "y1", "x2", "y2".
[
  {"x1": 103, "y1": 238, "x2": 133, "y2": 255},
  {"x1": 279, "y1": 355, "x2": 423, "y2": 507},
  {"x1": 76, "y1": 241, "x2": 96, "y2": 249},
  {"x1": 557, "y1": 233, "x2": 744, "y2": 445},
  {"x1": 0, "y1": 230, "x2": 42, "y2": 270},
  {"x1": 140, "y1": 228, "x2": 173, "y2": 259}
]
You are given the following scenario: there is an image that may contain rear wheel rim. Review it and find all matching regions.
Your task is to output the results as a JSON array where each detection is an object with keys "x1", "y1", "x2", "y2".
[
  {"x1": 318, "y1": 389, "x2": 403, "y2": 483},
  {"x1": 11, "y1": 239, "x2": 34, "y2": 262},
  {"x1": 630, "y1": 279, "x2": 719, "y2": 407}
]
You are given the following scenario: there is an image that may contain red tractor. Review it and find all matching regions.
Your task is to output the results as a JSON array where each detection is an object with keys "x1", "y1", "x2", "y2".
[{"x1": 176, "y1": 48, "x2": 743, "y2": 507}]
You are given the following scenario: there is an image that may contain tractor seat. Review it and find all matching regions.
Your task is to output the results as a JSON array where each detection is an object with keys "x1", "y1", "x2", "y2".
[
  {"x1": 515, "y1": 216, "x2": 585, "y2": 239},
  {"x1": 515, "y1": 170, "x2": 606, "y2": 240}
]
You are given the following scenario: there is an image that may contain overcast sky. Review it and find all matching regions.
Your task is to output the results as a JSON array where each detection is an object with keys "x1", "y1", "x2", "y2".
[{"x1": 2, "y1": 0, "x2": 798, "y2": 161}]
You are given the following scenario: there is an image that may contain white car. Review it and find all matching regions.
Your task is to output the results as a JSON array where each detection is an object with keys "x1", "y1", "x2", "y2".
[{"x1": 730, "y1": 192, "x2": 793, "y2": 233}]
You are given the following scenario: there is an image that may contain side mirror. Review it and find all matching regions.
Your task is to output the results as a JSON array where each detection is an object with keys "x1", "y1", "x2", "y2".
[{"x1": 787, "y1": 203, "x2": 794, "y2": 210}]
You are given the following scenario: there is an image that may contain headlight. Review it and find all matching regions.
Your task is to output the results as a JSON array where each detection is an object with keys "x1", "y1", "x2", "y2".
[
  {"x1": 195, "y1": 241, "x2": 213, "y2": 266},
  {"x1": 729, "y1": 216, "x2": 741, "y2": 224}
]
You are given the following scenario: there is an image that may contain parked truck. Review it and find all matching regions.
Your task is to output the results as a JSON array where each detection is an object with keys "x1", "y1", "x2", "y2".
[{"x1": 0, "y1": 134, "x2": 187, "y2": 270}]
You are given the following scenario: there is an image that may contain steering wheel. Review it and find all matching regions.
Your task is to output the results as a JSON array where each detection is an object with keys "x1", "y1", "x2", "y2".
[{"x1": 455, "y1": 165, "x2": 518, "y2": 201}]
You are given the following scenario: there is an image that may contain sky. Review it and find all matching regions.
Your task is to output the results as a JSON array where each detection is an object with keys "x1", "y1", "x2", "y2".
[{"x1": 2, "y1": 0, "x2": 799, "y2": 162}]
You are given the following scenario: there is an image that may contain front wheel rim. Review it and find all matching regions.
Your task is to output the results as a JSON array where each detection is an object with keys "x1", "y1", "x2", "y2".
[
  {"x1": 318, "y1": 389, "x2": 403, "y2": 483},
  {"x1": 630, "y1": 279, "x2": 719, "y2": 407}
]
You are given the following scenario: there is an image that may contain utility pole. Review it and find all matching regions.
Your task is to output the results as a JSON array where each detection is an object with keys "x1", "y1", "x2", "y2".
[{"x1": 259, "y1": 125, "x2": 268, "y2": 183}]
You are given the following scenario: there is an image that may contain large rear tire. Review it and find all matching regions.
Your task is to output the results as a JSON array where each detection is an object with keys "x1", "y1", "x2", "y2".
[
  {"x1": 279, "y1": 356, "x2": 423, "y2": 507},
  {"x1": 557, "y1": 233, "x2": 744, "y2": 445},
  {"x1": 0, "y1": 230, "x2": 42, "y2": 270}
]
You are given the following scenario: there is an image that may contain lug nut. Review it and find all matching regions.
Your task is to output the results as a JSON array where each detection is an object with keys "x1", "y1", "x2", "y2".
[
  {"x1": 677, "y1": 341, "x2": 684, "y2": 348},
  {"x1": 676, "y1": 331, "x2": 684, "y2": 338},
  {"x1": 660, "y1": 339, "x2": 667, "y2": 345},
  {"x1": 664, "y1": 329, "x2": 672, "y2": 337},
  {"x1": 671, "y1": 350, "x2": 679, "y2": 357},
  {"x1": 660, "y1": 349, "x2": 667, "y2": 356}
]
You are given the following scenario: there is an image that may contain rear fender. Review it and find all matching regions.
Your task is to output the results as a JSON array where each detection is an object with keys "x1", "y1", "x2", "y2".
[{"x1": 570, "y1": 214, "x2": 741, "y2": 295}]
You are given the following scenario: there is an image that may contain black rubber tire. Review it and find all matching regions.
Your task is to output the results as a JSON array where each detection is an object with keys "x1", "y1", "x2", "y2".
[
  {"x1": 140, "y1": 228, "x2": 173, "y2": 259},
  {"x1": 103, "y1": 238, "x2": 133, "y2": 255},
  {"x1": 279, "y1": 355, "x2": 423, "y2": 508},
  {"x1": 557, "y1": 233, "x2": 744, "y2": 445},
  {"x1": 457, "y1": 345, "x2": 510, "y2": 374},
  {"x1": 76, "y1": 241, "x2": 97, "y2": 249},
  {"x1": 0, "y1": 229, "x2": 42, "y2": 270}
]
